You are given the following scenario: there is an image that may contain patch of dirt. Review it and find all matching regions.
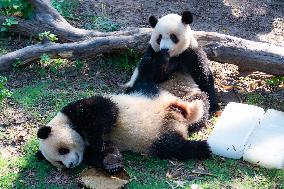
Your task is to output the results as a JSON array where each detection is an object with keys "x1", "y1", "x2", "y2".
[
  {"x1": 0, "y1": 101, "x2": 38, "y2": 158},
  {"x1": 46, "y1": 170, "x2": 74, "y2": 186},
  {"x1": 74, "y1": 0, "x2": 284, "y2": 46}
]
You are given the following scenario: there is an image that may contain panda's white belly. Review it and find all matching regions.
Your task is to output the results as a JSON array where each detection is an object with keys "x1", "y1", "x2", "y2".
[
  {"x1": 105, "y1": 92, "x2": 177, "y2": 154},
  {"x1": 159, "y1": 72, "x2": 201, "y2": 101}
]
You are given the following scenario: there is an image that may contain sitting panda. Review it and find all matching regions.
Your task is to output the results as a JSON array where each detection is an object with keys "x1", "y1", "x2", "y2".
[
  {"x1": 125, "y1": 11, "x2": 218, "y2": 119},
  {"x1": 36, "y1": 87, "x2": 211, "y2": 173}
]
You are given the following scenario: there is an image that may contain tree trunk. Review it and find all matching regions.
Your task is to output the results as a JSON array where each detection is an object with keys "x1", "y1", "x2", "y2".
[{"x1": 195, "y1": 31, "x2": 284, "y2": 75}]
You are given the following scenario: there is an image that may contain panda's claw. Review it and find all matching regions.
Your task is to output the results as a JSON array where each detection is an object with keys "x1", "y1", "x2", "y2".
[{"x1": 105, "y1": 163, "x2": 123, "y2": 174}]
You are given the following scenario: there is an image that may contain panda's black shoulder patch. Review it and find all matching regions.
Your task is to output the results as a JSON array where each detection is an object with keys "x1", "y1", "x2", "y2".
[{"x1": 61, "y1": 96, "x2": 119, "y2": 135}]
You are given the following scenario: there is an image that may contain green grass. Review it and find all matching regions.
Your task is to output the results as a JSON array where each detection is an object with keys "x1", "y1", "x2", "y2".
[
  {"x1": 245, "y1": 93, "x2": 265, "y2": 106},
  {"x1": 105, "y1": 50, "x2": 141, "y2": 72},
  {"x1": 51, "y1": 0, "x2": 120, "y2": 32},
  {"x1": 85, "y1": 16, "x2": 120, "y2": 32},
  {"x1": 0, "y1": 37, "x2": 8, "y2": 55},
  {"x1": 51, "y1": 0, "x2": 79, "y2": 19},
  {"x1": 266, "y1": 76, "x2": 284, "y2": 87},
  {"x1": 1, "y1": 72, "x2": 283, "y2": 188},
  {"x1": 11, "y1": 80, "x2": 99, "y2": 119},
  {"x1": 0, "y1": 137, "x2": 82, "y2": 188}
]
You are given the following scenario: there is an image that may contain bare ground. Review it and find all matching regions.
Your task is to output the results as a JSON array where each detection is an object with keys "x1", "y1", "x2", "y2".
[{"x1": 74, "y1": 0, "x2": 284, "y2": 46}]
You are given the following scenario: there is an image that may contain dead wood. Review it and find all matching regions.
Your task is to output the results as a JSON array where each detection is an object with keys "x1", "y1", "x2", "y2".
[
  {"x1": 0, "y1": 28, "x2": 151, "y2": 71},
  {"x1": 195, "y1": 31, "x2": 284, "y2": 75}
]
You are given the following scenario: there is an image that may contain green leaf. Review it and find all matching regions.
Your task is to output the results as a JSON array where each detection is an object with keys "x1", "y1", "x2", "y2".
[
  {"x1": 1, "y1": 27, "x2": 7, "y2": 32},
  {"x1": 39, "y1": 53, "x2": 51, "y2": 65}
]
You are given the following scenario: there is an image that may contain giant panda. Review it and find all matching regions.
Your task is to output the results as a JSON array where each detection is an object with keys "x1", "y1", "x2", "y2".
[
  {"x1": 36, "y1": 87, "x2": 211, "y2": 173},
  {"x1": 125, "y1": 11, "x2": 219, "y2": 133}
]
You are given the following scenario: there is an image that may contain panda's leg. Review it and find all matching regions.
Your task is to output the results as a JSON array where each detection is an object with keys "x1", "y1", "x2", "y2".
[
  {"x1": 187, "y1": 91, "x2": 210, "y2": 135},
  {"x1": 207, "y1": 74, "x2": 219, "y2": 113},
  {"x1": 80, "y1": 121, "x2": 118, "y2": 171},
  {"x1": 149, "y1": 132, "x2": 211, "y2": 160},
  {"x1": 83, "y1": 132, "x2": 105, "y2": 168},
  {"x1": 84, "y1": 140, "x2": 123, "y2": 173}
]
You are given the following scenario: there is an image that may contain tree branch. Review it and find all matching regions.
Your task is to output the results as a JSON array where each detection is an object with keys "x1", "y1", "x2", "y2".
[
  {"x1": 1, "y1": 30, "x2": 284, "y2": 75},
  {"x1": 0, "y1": 28, "x2": 151, "y2": 71},
  {"x1": 28, "y1": 0, "x2": 93, "y2": 40},
  {"x1": 195, "y1": 31, "x2": 284, "y2": 75}
]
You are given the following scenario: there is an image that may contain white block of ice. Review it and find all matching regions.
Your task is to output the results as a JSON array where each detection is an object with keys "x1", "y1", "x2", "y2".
[
  {"x1": 243, "y1": 109, "x2": 284, "y2": 169},
  {"x1": 208, "y1": 102, "x2": 265, "y2": 159}
]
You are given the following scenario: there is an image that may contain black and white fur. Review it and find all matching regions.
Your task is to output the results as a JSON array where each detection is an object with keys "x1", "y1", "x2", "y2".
[
  {"x1": 125, "y1": 11, "x2": 218, "y2": 115},
  {"x1": 36, "y1": 88, "x2": 211, "y2": 173}
]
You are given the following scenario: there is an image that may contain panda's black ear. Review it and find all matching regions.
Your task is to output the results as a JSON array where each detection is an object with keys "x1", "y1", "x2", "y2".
[
  {"x1": 149, "y1": 16, "x2": 158, "y2": 28},
  {"x1": 37, "y1": 126, "x2": 51, "y2": 139},
  {"x1": 181, "y1": 11, "x2": 193, "y2": 25}
]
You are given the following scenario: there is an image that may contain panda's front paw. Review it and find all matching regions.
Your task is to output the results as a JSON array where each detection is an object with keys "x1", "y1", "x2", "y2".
[
  {"x1": 102, "y1": 141, "x2": 124, "y2": 174},
  {"x1": 103, "y1": 152, "x2": 124, "y2": 174}
]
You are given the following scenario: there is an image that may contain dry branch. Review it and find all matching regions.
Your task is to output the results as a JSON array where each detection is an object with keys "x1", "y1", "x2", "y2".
[
  {"x1": 1, "y1": 0, "x2": 283, "y2": 75},
  {"x1": 0, "y1": 16, "x2": 146, "y2": 42},
  {"x1": 195, "y1": 31, "x2": 284, "y2": 75},
  {"x1": 1, "y1": 29, "x2": 284, "y2": 75},
  {"x1": 0, "y1": 29, "x2": 151, "y2": 71},
  {"x1": 29, "y1": 0, "x2": 93, "y2": 41}
]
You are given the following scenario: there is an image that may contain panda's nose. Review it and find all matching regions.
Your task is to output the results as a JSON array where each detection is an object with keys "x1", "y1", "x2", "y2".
[
  {"x1": 69, "y1": 162, "x2": 74, "y2": 168},
  {"x1": 160, "y1": 48, "x2": 169, "y2": 54}
]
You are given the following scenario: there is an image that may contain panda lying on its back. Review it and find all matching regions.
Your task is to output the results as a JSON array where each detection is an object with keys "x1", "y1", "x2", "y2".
[
  {"x1": 125, "y1": 11, "x2": 218, "y2": 114},
  {"x1": 36, "y1": 86, "x2": 211, "y2": 173}
]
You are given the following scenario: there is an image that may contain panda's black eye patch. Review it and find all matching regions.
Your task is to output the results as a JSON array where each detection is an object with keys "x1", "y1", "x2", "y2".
[
  {"x1": 157, "y1": 34, "x2": 162, "y2": 44},
  {"x1": 170, "y1": 34, "x2": 179, "y2": 44},
  {"x1": 58, "y1": 148, "x2": 70, "y2": 155}
]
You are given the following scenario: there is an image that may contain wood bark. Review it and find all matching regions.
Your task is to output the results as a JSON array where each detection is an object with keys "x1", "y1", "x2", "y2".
[
  {"x1": 195, "y1": 31, "x2": 284, "y2": 75},
  {"x1": 0, "y1": 16, "x2": 145, "y2": 42},
  {"x1": 0, "y1": 28, "x2": 151, "y2": 71},
  {"x1": 0, "y1": 0, "x2": 283, "y2": 75}
]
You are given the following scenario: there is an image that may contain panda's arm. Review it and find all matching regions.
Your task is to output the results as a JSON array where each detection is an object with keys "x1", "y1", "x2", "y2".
[
  {"x1": 61, "y1": 96, "x2": 119, "y2": 168},
  {"x1": 149, "y1": 132, "x2": 211, "y2": 160},
  {"x1": 182, "y1": 48, "x2": 219, "y2": 112},
  {"x1": 129, "y1": 46, "x2": 170, "y2": 86}
]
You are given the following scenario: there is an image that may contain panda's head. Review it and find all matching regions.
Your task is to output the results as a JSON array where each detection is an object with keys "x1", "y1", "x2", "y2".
[
  {"x1": 149, "y1": 11, "x2": 198, "y2": 57},
  {"x1": 36, "y1": 112, "x2": 85, "y2": 169}
]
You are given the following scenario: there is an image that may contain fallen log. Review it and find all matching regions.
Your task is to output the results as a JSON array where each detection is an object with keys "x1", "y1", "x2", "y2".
[
  {"x1": 1, "y1": 0, "x2": 283, "y2": 75},
  {"x1": 0, "y1": 16, "x2": 147, "y2": 42},
  {"x1": 0, "y1": 28, "x2": 151, "y2": 71},
  {"x1": 195, "y1": 31, "x2": 284, "y2": 75},
  {"x1": 1, "y1": 29, "x2": 284, "y2": 75}
]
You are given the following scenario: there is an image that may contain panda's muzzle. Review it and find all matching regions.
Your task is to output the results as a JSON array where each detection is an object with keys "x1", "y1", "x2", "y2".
[{"x1": 160, "y1": 48, "x2": 169, "y2": 54}]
